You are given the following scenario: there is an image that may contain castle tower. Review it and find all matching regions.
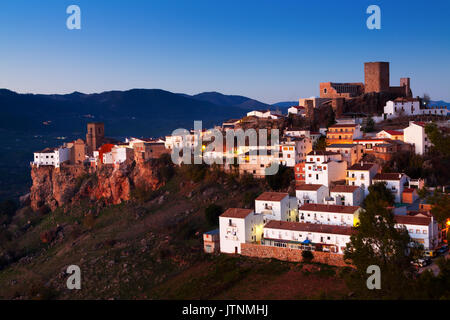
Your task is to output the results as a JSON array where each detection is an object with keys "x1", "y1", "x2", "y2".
[
  {"x1": 400, "y1": 77, "x2": 412, "y2": 97},
  {"x1": 86, "y1": 122, "x2": 105, "y2": 155},
  {"x1": 331, "y1": 98, "x2": 345, "y2": 118},
  {"x1": 305, "y1": 99, "x2": 315, "y2": 122},
  {"x1": 364, "y1": 62, "x2": 390, "y2": 93}
]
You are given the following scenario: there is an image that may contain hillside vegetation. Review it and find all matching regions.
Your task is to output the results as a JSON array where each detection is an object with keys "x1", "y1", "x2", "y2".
[{"x1": 0, "y1": 165, "x2": 350, "y2": 299}]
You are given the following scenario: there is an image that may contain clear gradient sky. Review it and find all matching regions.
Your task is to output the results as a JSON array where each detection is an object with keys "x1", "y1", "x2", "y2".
[{"x1": 0, "y1": 0, "x2": 449, "y2": 103}]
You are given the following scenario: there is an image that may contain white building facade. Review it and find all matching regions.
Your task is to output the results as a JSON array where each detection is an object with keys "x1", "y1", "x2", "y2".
[
  {"x1": 295, "y1": 184, "x2": 329, "y2": 206},
  {"x1": 33, "y1": 147, "x2": 71, "y2": 168},
  {"x1": 219, "y1": 208, "x2": 265, "y2": 254}
]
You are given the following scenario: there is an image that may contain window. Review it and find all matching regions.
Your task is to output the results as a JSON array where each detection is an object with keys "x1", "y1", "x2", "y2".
[{"x1": 423, "y1": 230, "x2": 427, "y2": 234}]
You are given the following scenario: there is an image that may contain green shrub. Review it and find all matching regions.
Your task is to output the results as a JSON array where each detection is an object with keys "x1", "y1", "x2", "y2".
[{"x1": 302, "y1": 250, "x2": 314, "y2": 262}]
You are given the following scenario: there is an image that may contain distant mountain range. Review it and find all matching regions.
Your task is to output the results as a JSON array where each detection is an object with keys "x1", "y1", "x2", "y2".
[
  {"x1": 0, "y1": 89, "x2": 274, "y2": 138},
  {"x1": 429, "y1": 100, "x2": 450, "y2": 108},
  {"x1": 183, "y1": 91, "x2": 270, "y2": 110},
  {"x1": 271, "y1": 101, "x2": 298, "y2": 108}
]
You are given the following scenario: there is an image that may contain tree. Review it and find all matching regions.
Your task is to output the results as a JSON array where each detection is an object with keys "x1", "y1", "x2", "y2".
[
  {"x1": 417, "y1": 186, "x2": 429, "y2": 199},
  {"x1": 301, "y1": 250, "x2": 314, "y2": 263},
  {"x1": 428, "y1": 191, "x2": 450, "y2": 224},
  {"x1": 344, "y1": 200, "x2": 418, "y2": 298},
  {"x1": 265, "y1": 165, "x2": 293, "y2": 191},
  {"x1": 362, "y1": 117, "x2": 375, "y2": 133},
  {"x1": 204, "y1": 204, "x2": 223, "y2": 226},
  {"x1": 313, "y1": 136, "x2": 327, "y2": 151},
  {"x1": 363, "y1": 182, "x2": 395, "y2": 209},
  {"x1": 425, "y1": 123, "x2": 450, "y2": 157}
]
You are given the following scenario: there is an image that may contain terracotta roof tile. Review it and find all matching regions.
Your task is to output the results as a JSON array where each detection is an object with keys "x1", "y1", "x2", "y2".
[
  {"x1": 374, "y1": 173, "x2": 405, "y2": 181},
  {"x1": 395, "y1": 215, "x2": 431, "y2": 226},
  {"x1": 299, "y1": 203, "x2": 360, "y2": 214},
  {"x1": 295, "y1": 184, "x2": 324, "y2": 191},
  {"x1": 347, "y1": 162, "x2": 377, "y2": 171},
  {"x1": 330, "y1": 185, "x2": 361, "y2": 193},
  {"x1": 220, "y1": 208, "x2": 254, "y2": 219},
  {"x1": 256, "y1": 192, "x2": 289, "y2": 202},
  {"x1": 264, "y1": 220, "x2": 354, "y2": 236}
]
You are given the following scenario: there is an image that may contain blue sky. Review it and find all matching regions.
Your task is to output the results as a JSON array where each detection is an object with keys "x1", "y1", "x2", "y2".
[{"x1": 0, "y1": 0, "x2": 449, "y2": 103}]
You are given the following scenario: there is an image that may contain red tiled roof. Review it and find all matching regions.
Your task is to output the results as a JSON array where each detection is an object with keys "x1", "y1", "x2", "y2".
[
  {"x1": 374, "y1": 173, "x2": 405, "y2": 181},
  {"x1": 295, "y1": 184, "x2": 324, "y2": 191},
  {"x1": 256, "y1": 192, "x2": 289, "y2": 202},
  {"x1": 347, "y1": 162, "x2": 377, "y2": 171},
  {"x1": 330, "y1": 185, "x2": 361, "y2": 193},
  {"x1": 299, "y1": 203, "x2": 360, "y2": 214},
  {"x1": 413, "y1": 121, "x2": 426, "y2": 127},
  {"x1": 383, "y1": 130, "x2": 403, "y2": 135},
  {"x1": 264, "y1": 220, "x2": 354, "y2": 236},
  {"x1": 395, "y1": 215, "x2": 431, "y2": 226},
  {"x1": 329, "y1": 124, "x2": 357, "y2": 128},
  {"x1": 220, "y1": 208, "x2": 253, "y2": 219}
]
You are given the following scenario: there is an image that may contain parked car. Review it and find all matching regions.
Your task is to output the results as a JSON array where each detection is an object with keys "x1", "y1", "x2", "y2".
[
  {"x1": 436, "y1": 245, "x2": 449, "y2": 256},
  {"x1": 424, "y1": 250, "x2": 436, "y2": 258},
  {"x1": 411, "y1": 258, "x2": 431, "y2": 268}
]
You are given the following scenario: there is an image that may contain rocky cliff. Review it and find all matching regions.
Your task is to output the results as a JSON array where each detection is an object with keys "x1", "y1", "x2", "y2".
[{"x1": 30, "y1": 159, "x2": 164, "y2": 212}]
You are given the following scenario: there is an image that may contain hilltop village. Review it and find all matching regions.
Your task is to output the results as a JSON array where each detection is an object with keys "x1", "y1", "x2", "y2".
[{"x1": 31, "y1": 61, "x2": 450, "y2": 266}]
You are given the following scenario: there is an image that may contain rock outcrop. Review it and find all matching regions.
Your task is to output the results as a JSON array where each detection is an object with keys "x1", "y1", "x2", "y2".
[{"x1": 30, "y1": 159, "x2": 163, "y2": 212}]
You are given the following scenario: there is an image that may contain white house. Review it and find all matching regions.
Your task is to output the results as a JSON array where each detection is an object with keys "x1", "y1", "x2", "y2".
[
  {"x1": 383, "y1": 98, "x2": 421, "y2": 117},
  {"x1": 255, "y1": 192, "x2": 293, "y2": 222},
  {"x1": 101, "y1": 151, "x2": 114, "y2": 165},
  {"x1": 295, "y1": 184, "x2": 329, "y2": 206},
  {"x1": 376, "y1": 130, "x2": 404, "y2": 141},
  {"x1": 238, "y1": 150, "x2": 278, "y2": 177},
  {"x1": 33, "y1": 147, "x2": 71, "y2": 168},
  {"x1": 383, "y1": 98, "x2": 449, "y2": 120},
  {"x1": 298, "y1": 203, "x2": 361, "y2": 227},
  {"x1": 346, "y1": 162, "x2": 379, "y2": 196},
  {"x1": 111, "y1": 145, "x2": 134, "y2": 165},
  {"x1": 329, "y1": 185, "x2": 364, "y2": 206},
  {"x1": 246, "y1": 109, "x2": 282, "y2": 119},
  {"x1": 394, "y1": 214, "x2": 439, "y2": 250},
  {"x1": 373, "y1": 173, "x2": 410, "y2": 203},
  {"x1": 278, "y1": 137, "x2": 312, "y2": 167},
  {"x1": 287, "y1": 106, "x2": 306, "y2": 116},
  {"x1": 403, "y1": 121, "x2": 431, "y2": 155},
  {"x1": 304, "y1": 151, "x2": 347, "y2": 187},
  {"x1": 219, "y1": 208, "x2": 265, "y2": 254},
  {"x1": 421, "y1": 106, "x2": 449, "y2": 116},
  {"x1": 262, "y1": 220, "x2": 353, "y2": 254}
]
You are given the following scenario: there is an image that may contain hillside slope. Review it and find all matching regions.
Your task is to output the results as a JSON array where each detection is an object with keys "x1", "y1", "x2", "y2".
[{"x1": 0, "y1": 164, "x2": 350, "y2": 300}]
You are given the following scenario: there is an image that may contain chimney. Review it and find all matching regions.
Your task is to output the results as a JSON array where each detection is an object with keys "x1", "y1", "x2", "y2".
[
  {"x1": 361, "y1": 161, "x2": 364, "y2": 167},
  {"x1": 399, "y1": 173, "x2": 401, "y2": 179}
]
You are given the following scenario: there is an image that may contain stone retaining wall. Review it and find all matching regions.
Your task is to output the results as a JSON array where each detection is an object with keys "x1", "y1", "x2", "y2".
[{"x1": 241, "y1": 243, "x2": 353, "y2": 267}]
